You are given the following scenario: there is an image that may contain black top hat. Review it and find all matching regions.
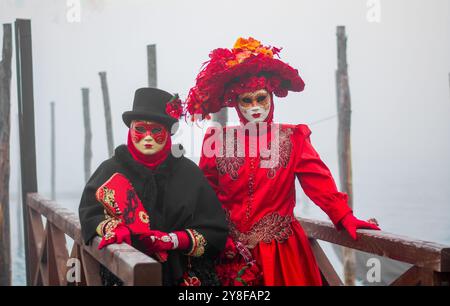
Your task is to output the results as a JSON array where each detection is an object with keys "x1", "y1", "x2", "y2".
[{"x1": 122, "y1": 88, "x2": 178, "y2": 131}]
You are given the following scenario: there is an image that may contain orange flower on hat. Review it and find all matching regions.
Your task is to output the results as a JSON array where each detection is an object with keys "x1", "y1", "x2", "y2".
[
  {"x1": 235, "y1": 50, "x2": 253, "y2": 63},
  {"x1": 255, "y1": 46, "x2": 273, "y2": 58},
  {"x1": 233, "y1": 37, "x2": 261, "y2": 51},
  {"x1": 233, "y1": 37, "x2": 274, "y2": 59},
  {"x1": 226, "y1": 59, "x2": 239, "y2": 67}
]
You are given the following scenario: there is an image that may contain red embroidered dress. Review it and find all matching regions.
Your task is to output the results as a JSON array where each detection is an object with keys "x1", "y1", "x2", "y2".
[{"x1": 199, "y1": 123, "x2": 352, "y2": 286}]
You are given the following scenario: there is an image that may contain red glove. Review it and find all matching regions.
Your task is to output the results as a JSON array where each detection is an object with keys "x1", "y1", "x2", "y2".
[
  {"x1": 139, "y1": 230, "x2": 191, "y2": 254},
  {"x1": 339, "y1": 213, "x2": 381, "y2": 240},
  {"x1": 98, "y1": 221, "x2": 131, "y2": 250}
]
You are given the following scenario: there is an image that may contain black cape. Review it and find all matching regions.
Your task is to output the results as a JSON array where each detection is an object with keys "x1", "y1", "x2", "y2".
[{"x1": 79, "y1": 145, "x2": 228, "y2": 285}]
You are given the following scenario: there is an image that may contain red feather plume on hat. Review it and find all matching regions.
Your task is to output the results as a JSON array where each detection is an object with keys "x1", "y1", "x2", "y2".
[{"x1": 186, "y1": 37, "x2": 305, "y2": 121}]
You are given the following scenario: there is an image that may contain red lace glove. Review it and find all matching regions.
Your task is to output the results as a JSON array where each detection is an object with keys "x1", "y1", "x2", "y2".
[
  {"x1": 139, "y1": 230, "x2": 191, "y2": 254},
  {"x1": 97, "y1": 220, "x2": 131, "y2": 250},
  {"x1": 339, "y1": 213, "x2": 381, "y2": 240}
]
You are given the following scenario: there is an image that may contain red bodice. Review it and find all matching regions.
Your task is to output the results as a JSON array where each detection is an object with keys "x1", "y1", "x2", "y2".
[{"x1": 199, "y1": 123, "x2": 352, "y2": 285}]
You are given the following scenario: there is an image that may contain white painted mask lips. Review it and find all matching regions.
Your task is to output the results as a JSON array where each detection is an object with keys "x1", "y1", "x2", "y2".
[{"x1": 238, "y1": 104, "x2": 270, "y2": 123}]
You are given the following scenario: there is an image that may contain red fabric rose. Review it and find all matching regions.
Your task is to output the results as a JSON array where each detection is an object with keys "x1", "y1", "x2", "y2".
[
  {"x1": 165, "y1": 94, "x2": 184, "y2": 119},
  {"x1": 179, "y1": 271, "x2": 202, "y2": 286},
  {"x1": 234, "y1": 261, "x2": 261, "y2": 286},
  {"x1": 215, "y1": 259, "x2": 262, "y2": 286}
]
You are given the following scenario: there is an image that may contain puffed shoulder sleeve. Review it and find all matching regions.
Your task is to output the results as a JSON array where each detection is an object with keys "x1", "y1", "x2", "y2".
[
  {"x1": 198, "y1": 127, "x2": 221, "y2": 194},
  {"x1": 294, "y1": 124, "x2": 352, "y2": 227}
]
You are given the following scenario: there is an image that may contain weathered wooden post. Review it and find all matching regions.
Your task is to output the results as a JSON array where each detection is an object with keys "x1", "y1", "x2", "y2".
[
  {"x1": 336, "y1": 25, "x2": 355, "y2": 286},
  {"x1": 15, "y1": 18, "x2": 38, "y2": 285},
  {"x1": 50, "y1": 102, "x2": 55, "y2": 200},
  {"x1": 99, "y1": 72, "x2": 114, "y2": 157},
  {"x1": 0, "y1": 23, "x2": 12, "y2": 286},
  {"x1": 16, "y1": 163, "x2": 24, "y2": 256},
  {"x1": 147, "y1": 44, "x2": 157, "y2": 88},
  {"x1": 212, "y1": 109, "x2": 228, "y2": 127},
  {"x1": 82, "y1": 88, "x2": 92, "y2": 182}
]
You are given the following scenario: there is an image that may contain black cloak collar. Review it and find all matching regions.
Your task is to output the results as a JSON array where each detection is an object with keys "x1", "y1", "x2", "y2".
[{"x1": 113, "y1": 144, "x2": 183, "y2": 179}]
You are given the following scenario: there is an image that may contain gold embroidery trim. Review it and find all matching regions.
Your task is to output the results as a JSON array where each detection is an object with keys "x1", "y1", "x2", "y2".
[
  {"x1": 139, "y1": 211, "x2": 150, "y2": 224},
  {"x1": 185, "y1": 229, "x2": 207, "y2": 257},
  {"x1": 96, "y1": 219, "x2": 109, "y2": 237},
  {"x1": 97, "y1": 186, "x2": 122, "y2": 217},
  {"x1": 228, "y1": 212, "x2": 293, "y2": 249},
  {"x1": 96, "y1": 218, "x2": 121, "y2": 240}
]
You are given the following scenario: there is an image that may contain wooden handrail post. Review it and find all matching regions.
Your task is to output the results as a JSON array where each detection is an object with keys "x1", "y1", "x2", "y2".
[
  {"x1": 99, "y1": 71, "x2": 114, "y2": 157},
  {"x1": 0, "y1": 23, "x2": 13, "y2": 286},
  {"x1": 212, "y1": 108, "x2": 228, "y2": 127},
  {"x1": 15, "y1": 18, "x2": 38, "y2": 285},
  {"x1": 27, "y1": 193, "x2": 163, "y2": 286},
  {"x1": 81, "y1": 88, "x2": 92, "y2": 182},
  {"x1": 50, "y1": 101, "x2": 55, "y2": 200},
  {"x1": 336, "y1": 25, "x2": 355, "y2": 286},
  {"x1": 147, "y1": 44, "x2": 157, "y2": 88},
  {"x1": 299, "y1": 216, "x2": 450, "y2": 286},
  {"x1": 24, "y1": 192, "x2": 450, "y2": 286}
]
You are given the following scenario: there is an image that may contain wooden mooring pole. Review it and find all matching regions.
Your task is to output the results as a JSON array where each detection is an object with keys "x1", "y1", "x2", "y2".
[
  {"x1": 0, "y1": 23, "x2": 13, "y2": 286},
  {"x1": 50, "y1": 102, "x2": 55, "y2": 200},
  {"x1": 16, "y1": 161, "x2": 24, "y2": 256},
  {"x1": 15, "y1": 19, "x2": 38, "y2": 285},
  {"x1": 147, "y1": 44, "x2": 157, "y2": 88},
  {"x1": 336, "y1": 25, "x2": 355, "y2": 286},
  {"x1": 81, "y1": 88, "x2": 92, "y2": 182},
  {"x1": 212, "y1": 109, "x2": 228, "y2": 127},
  {"x1": 99, "y1": 72, "x2": 114, "y2": 157}
]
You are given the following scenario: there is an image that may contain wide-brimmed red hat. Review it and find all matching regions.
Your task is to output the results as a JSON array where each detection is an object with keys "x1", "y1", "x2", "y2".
[{"x1": 186, "y1": 37, "x2": 305, "y2": 120}]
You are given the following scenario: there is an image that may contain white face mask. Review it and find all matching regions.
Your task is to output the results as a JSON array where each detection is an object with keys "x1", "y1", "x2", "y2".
[{"x1": 237, "y1": 89, "x2": 272, "y2": 123}]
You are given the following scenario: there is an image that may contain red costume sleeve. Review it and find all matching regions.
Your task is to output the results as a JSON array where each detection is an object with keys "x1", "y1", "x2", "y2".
[
  {"x1": 199, "y1": 127, "x2": 221, "y2": 194},
  {"x1": 294, "y1": 124, "x2": 352, "y2": 227}
]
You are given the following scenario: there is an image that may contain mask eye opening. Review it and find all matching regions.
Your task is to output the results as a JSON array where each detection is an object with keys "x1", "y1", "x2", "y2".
[
  {"x1": 135, "y1": 126, "x2": 147, "y2": 133},
  {"x1": 257, "y1": 95, "x2": 267, "y2": 102},
  {"x1": 241, "y1": 97, "x2": 252, "y2": 104},
  {"x1": 151, "y1": 127, "x2": 162, "y2": 134}
]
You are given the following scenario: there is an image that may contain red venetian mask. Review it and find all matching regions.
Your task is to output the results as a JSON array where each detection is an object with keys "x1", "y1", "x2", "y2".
[{"x1": 130, "y1": 121, "x2": 168, "y2": 144}]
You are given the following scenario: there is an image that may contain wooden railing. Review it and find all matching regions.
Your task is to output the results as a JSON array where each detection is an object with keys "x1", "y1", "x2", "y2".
[
  {"x1": 299, "y1": 218, "x2": 450, "y2": 286},
  {"x1": 26, "y1": 192, "x2": 450, "y2": 286},
  {"x1": 26, "y1": 193, "x2": 162, "y2": 285}
]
